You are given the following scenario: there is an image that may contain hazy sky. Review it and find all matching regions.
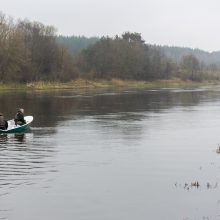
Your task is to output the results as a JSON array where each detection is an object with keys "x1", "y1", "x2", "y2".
[{"x1": 1, "y1": 0, "x2": 220, "y2": 52}]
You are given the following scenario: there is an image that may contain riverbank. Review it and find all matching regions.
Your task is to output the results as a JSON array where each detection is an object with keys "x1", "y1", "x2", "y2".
[{"x1": 0, "y1": 78, "x2": 220, "y2": 91}]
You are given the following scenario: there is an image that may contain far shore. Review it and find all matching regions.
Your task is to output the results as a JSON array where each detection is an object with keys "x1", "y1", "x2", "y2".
[{"x1": 0, "y1": 78, "x2": 220, "y2": 92}]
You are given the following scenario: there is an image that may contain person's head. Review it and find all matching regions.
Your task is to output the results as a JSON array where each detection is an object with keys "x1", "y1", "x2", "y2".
[{"x1": 18, "y1": 108, "x2": 24, "y2": 113}]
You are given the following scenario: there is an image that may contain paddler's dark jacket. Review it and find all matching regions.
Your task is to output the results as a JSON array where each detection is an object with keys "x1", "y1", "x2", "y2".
[
  {"x1": 0, "y1": 115, "x2": 8, "y2": 130},
  {"x1": 14, "y1": 111, "x2": 26, "y2": 125}
]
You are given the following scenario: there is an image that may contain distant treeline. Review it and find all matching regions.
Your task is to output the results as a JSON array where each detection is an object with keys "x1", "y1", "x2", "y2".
[
  {"x1": 158, "y1": 46, "x2": 220, "y2": 68},
  {"x1": 0, "y1": 12, "x2": 220, "y2": 83},
  {"x1": 56, "y1": 35, "x2": 99, "y2": 56},
  {"x1": 57, "y1": 36, "x2": 220, "y2": 69}
]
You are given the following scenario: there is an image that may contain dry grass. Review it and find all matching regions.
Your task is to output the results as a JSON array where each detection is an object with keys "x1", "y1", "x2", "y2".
[{"x1": 1, "y1": 78, "x2": 220, "y2": 91}]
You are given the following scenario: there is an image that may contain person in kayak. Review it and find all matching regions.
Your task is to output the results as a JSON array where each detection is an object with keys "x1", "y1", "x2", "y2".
[
  {"x1": 14, "y1": 108, "x2": 26, "y2": 126},
  {"x1": 0, "y1": 113, "x2": 8, "y2": 130}
]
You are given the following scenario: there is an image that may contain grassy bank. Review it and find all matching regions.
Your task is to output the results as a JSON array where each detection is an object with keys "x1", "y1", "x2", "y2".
[{"x1": 0, "y1": 78, "x2": 220, "y2": 91}]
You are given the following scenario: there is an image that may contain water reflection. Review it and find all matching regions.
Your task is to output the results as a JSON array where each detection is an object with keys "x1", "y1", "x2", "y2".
[
  {"x1": 0, "y1": 133, "x2": 26, "y2": 144},
  {"x1": 0, "y1": 131, "x2": 57, "y2": 195},
  {"x1": 0, "y1": 87, "x2": 220, "y2": 129},
  {"x1": 0, "y1": 87, "x2": 220, "y2": 220},
  {"x1": 0, "y1": 133, "x2": 27, "y2": 145},
  {"x1": 13, "y1": 133, "x2": 25, "y2": 143},
  {"x1": 0, "y1": 134, "x2": 8, "y2": 144},
  {"x1": 0, "y1": 87, "x2": 219, "y2": 192}
]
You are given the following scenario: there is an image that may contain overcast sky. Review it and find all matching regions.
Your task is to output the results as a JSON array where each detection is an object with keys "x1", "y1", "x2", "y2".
[{"x1": 1, "y1": 0, "x2": 220, "y2": 52}]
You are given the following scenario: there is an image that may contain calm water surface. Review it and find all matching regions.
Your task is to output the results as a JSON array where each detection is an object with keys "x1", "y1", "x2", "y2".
[{"x1": 1, "y1": 87, "x2": 220, "y2": 220}]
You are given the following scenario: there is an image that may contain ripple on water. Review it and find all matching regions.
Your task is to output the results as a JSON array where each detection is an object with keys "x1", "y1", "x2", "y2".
[{"x1": 0, "y1": 132, "x2": 58, "y2": 198}]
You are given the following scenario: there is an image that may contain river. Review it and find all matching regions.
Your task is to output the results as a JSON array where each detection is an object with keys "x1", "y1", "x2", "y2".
[{"x1": 1, "y1": 87, "x2": 220, "y2": 220}]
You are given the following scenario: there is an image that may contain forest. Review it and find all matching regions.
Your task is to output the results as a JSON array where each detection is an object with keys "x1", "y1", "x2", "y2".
[{"x1": 1, "y1": 12, "x2": 220, "y2": 83}]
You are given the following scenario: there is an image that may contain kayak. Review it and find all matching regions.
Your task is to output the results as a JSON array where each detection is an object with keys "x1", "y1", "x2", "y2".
[{"x1": 0, "y1": 116, "x2": 34, "y2": 134}]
